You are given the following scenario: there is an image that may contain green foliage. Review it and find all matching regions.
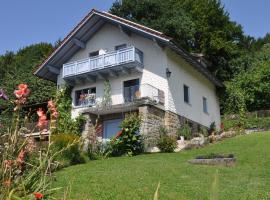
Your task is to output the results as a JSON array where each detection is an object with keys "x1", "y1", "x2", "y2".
[
  {"x1": 222, "y1": 115, "x2": 270, "y2": 131},
  {"x1": 107, "y1": 114, "x2": 143, "y2": 156},
  {"x1": 0, "y1": 43, "x2": 56, "y2": 109},
  {"x1": 51, "y1": 133, "x2": 86, "y2": 167},
  {"x1": 101, "y1": 80, "x2": 112, "y2": 108},
  {"x1": 110, "y1": 0, "x2": 244, "y2": 81},
  {"x1": 54, "y1": 86, "x2": 86, "y2": 135},
  {"x1": 157, "y1": 126, "x2": 177, "y2": 153},
  {"x1": 224, "y1": 44, "x2": 270, "y2": 113},
  {"x1": 177, "y1": 123, "x2": 192, "y2": 140}
]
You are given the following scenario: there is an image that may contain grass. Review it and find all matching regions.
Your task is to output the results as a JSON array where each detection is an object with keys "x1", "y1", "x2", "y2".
[{"x1": 53, "y1": 132, "x2": 270, "y2": 200}]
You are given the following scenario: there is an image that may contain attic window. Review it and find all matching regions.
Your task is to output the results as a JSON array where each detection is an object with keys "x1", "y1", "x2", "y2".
[{"x1": 89, "y1": 51, "x2": 99, "y2": 57}]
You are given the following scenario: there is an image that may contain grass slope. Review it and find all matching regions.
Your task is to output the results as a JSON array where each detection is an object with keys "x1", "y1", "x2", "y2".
[{"x1": 53, "y1": 132, "x2": 270, "y2": 200}]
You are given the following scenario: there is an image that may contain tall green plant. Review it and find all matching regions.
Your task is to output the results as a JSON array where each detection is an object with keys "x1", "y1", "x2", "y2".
[
  {"x1": 107, "y1": 114, "x2": 143, "y2": 156},
  {"x1": 54, "y1": 86, "x2": 85, "y2": 135},
  {"x1": 101, "y1": 80, "x2": 112, "y2": 108}
]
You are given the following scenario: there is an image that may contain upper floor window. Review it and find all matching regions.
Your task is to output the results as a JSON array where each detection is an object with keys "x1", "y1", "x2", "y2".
[
  {"x1": 115, "y1": 44, "x2": 127, "y2": 51},
  {"x1": 123, "y1": 79, "x2": 140, "y2": 102},
  {"x1": 203, "y1": 97, "x2": 208, "y2": 114},
  {"x1": 183, "y1": 84, "x2": 190, "y2": 104},
  {"x1": 75, "y1": 87, "x2": 96, "y2": 106},
  {"x1": 89, "y1": 50, "x2": 99, "y2": 57}
]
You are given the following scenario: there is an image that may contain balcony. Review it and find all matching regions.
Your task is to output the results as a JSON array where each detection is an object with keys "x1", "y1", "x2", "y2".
[
  {"x1": 63, "y1": 46, "x2": 143, "y2": 82},
  {"x1": 75, "y1": 84, "x2": 165, "y2": 115}
]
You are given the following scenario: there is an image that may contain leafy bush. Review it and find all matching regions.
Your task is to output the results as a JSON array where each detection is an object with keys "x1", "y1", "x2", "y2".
[
  {"x1": 107, "y1": 114, "x2": 143, "y2": 156},
  {"x1": 177, "y1": 123, "x2": 192, "y2": 140},
  {"x1": 157, "y1": 127, "x2": 177, "y2": 153},
  {"x1": 51, "y1": 134, "x2": 86, "y2": 167},
  {"x1": 157, "y1": 135, "x2": 177, "y2": 153}
]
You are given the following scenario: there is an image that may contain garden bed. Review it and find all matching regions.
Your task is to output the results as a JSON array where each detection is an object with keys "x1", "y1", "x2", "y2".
[{"x1": 188, "y1": 154, "x2": 236, "y2": 167}]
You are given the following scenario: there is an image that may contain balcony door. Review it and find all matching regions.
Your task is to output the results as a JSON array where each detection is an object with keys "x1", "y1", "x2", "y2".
[{"x1": 123, "y1": 79, "x2": 139, "y2": 102}]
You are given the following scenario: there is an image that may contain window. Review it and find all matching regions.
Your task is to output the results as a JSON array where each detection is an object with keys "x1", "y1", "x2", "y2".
[
  {"x1": 183, "y1": 85, "x2": 190, "y2": 104},
  {"x1": 203, "y1": 97, "x2": 208, "y2": 114},
  {"x1": 75, "y1": 87, "x2": 96, "y2": 106},
  {"x1": 123, "y1": 79, "x2": 140, "y2": 102},
  {"x1": 115, "y1": 44, "x2": 127, "y2": 51},
  {"x1": 89, "y1": 50, "x2": 99, "y2": 57}
]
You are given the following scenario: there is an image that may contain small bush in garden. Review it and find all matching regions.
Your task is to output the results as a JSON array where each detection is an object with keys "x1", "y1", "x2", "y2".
[
  {"x1": 87, "y1": 138, "x2": 108, "y2": 160},
  {"x1": 107, "y1": 113, "x2": 143, "y2": 156},
  {"x1": 157, "y1": 127, "x2": 177, "y2": 153},
  {"x1": 51, "y1": 133, "x2": 85, "y2": 166},
  {"x1": 177, "y1": 123, "x2": 192, "y2": 140}
]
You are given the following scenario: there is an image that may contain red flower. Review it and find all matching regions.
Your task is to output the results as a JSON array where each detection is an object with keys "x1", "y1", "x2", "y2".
[
  {"x1": 115, "y1": 130, "x2": 123, "y2": 139},
  {"x1": 34, "y1": 192, "x2": 44, "y2": 199}
]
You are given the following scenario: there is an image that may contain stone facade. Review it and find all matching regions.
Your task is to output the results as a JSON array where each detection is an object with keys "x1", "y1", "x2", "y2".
[{"x1": 82, "y1": 104, "x2": 205, "y2": 139}]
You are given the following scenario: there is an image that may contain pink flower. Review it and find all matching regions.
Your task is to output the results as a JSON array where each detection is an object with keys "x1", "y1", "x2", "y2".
[
  {"x1": 16, "y1": 149, "x2": 27, "y2": 169},
  {"x1": 37, "y1": 108, "x2": 48, "y2": 130},
  {"x1": 13, "y1": 84, "x2": 30, "y2": 108},
  {"x1": 4, "y1": 160, "x2": 13, "y2": 169},
  {"x1": 47, "y1": 100, "x2": 58, "y2": 119},
  {"x1": 3, "y1": 179, "x2": 11, "y2": 187}
]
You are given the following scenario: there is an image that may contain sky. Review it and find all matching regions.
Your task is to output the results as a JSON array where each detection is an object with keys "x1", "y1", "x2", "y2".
[{"x1": 0, "y1": 0, "x2": 269, "y2": 55}]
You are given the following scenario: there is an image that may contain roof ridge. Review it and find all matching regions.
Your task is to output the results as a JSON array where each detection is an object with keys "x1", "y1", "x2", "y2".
[{"x1": 100, "y1": 11, "x2": 165, "y2": 35}]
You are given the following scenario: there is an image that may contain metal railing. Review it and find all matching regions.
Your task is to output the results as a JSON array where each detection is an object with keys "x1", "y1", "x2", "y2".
[
  {"x1": 63, "y1": 46, "x2": 143, "y2": 78},
  {"x1": 123, "y1": 83, "x2": 163, "y2": 104}
]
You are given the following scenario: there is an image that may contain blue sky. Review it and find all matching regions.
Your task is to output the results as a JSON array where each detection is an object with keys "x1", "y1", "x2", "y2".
[{"x1": 0, "y1": 0, "x2": 269, "y2": 55}]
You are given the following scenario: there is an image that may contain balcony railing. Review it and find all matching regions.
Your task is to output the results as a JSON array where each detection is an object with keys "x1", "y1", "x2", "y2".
[
  {"x1": 73, "y1": 84, "x2": 164, "y2": 108},
  {"x1": 124, "y1": 84, "x2": 164, "y2": 104},
  {"x1": 63, "y1": 46, "x2": 143, "y2": 78}
]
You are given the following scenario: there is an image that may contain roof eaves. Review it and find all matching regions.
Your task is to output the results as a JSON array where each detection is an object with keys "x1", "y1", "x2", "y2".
[{"x1": 168, "y1": 41, "x2": 223, "y2": 87}]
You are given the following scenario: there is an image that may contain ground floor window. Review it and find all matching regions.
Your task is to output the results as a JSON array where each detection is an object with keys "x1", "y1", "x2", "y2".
[
  {"x1": 75, "y1": 87, "x2": 96, "y2": 106},
  {"x1": 103, "y1": 118, "x2": 123, "y2": 139}
]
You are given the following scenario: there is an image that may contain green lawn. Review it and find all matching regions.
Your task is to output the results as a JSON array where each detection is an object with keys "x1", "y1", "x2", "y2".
[{"x1": 53, "y1": 132, "x2": 270, "y2": 200}]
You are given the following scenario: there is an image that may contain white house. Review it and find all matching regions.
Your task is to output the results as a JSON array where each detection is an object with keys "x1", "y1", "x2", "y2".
[{"x1": 35, "y1": 9, "x2": 222, "y2": 139}]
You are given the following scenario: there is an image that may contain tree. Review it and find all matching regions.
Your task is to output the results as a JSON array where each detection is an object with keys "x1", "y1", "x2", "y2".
[
  {"x1": 110, "y1": 0, "x2": 245, "y2": 81},
  {"x1": 0, "y1": 43, "x2": 56, "y2": 109},
  {"x1": 224, "y1": 44, "x2": 270, "y2": 112}
]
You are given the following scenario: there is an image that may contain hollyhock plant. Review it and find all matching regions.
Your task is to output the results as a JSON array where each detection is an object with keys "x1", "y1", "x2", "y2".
[
  {"x1": 37, "y1": 108, "x2": 48, "y2": 130},
  {"x1": 13, "y1": 83, "x2": 30, "y2": 111},
  {"x1": 47, "y1": 100, "x2": 58, "y2": 119}
]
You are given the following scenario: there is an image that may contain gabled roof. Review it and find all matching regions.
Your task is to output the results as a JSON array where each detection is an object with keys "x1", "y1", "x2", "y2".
[{"x1": 34, "y1": 9, "x2": 222, "y2": 87}]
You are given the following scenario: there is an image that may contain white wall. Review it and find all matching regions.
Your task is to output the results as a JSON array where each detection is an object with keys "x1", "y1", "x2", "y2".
[
  {"x1": 57, "y1": 22, "x2": 220, "y2": 127},
  {"x1": 56, "y1": 23, "x2": 168, "y2": 118},
  {"x1": 166, "y1": 50, "x2": 221, "y2": 127}
]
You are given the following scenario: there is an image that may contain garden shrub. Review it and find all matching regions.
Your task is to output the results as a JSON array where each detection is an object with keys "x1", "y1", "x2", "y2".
[
  {"x1": 177, "y1": 123, "x2": 192, "y2": 140},
  {"x1": 51, "y1": 134, "x2": 85, "y2": 167},
  {"x1": 87, "y1": 139, "x2": 108, "y2": 160},
  {"x1": 107, "y1": 113, "x2": 143, "y2": 156},
  {"x1": 157, "y1": 126, "x2": 177, "y2": 153}
]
